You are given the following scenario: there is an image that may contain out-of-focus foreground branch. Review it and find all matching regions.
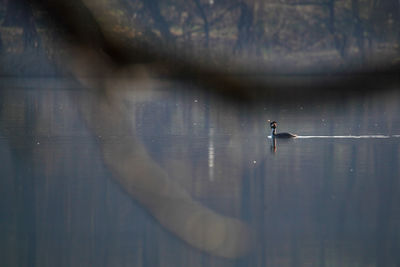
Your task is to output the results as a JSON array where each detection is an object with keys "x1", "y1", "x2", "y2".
[{"x1": 17, "y1": 0, "x2": 400, "y2": 105}]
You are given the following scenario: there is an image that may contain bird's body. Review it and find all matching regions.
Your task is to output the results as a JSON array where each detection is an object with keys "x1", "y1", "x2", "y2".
[
  {"x1": 272, "y1": 131, "x2": 297, "y2": 138},
  {"x1": 270, "y1": 121, "x2": 296, "y2": 138}
]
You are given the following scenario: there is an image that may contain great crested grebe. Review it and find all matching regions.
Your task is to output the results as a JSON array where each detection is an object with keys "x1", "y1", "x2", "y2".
[{"x1": 270, "y1": 121, "x2": 297, "y2": 138}]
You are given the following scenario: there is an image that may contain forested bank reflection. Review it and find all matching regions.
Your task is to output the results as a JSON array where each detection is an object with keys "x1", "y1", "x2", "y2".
[{"x1": 0, "y1": 78, "x2": 399, "y2": 267}]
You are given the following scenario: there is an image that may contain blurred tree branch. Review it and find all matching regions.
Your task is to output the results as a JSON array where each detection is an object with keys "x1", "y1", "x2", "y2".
[{"x1": 2, "y1": 0, "x2": 400, "y2": 105}]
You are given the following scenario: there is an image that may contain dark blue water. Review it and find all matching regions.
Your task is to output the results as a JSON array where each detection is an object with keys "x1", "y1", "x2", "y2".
[{"x1": 0, "y1": 78, "x2": 399, "y2": 267}]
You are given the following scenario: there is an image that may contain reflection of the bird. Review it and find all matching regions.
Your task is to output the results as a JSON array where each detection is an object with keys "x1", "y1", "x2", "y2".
[
  {"x1": 269, "y1": 136, "x2": 296, "y2": 153},
  {"x1": 270, "y1": 137, "x2": 277, "y2": 153}
]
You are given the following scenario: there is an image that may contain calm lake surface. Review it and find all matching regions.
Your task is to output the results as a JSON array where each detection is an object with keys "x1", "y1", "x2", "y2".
[{"x1": 0, "y1": 77, "x2": 399, "y2": 267}]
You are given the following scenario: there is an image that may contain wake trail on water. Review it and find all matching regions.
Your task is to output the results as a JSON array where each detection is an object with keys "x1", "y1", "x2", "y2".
[
  {"x1": 268, "y1": 135, "x2": 400, "y2": 139},
  {"x1": 295, "y1": 135, "x2": 391, "y2": 139}
]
